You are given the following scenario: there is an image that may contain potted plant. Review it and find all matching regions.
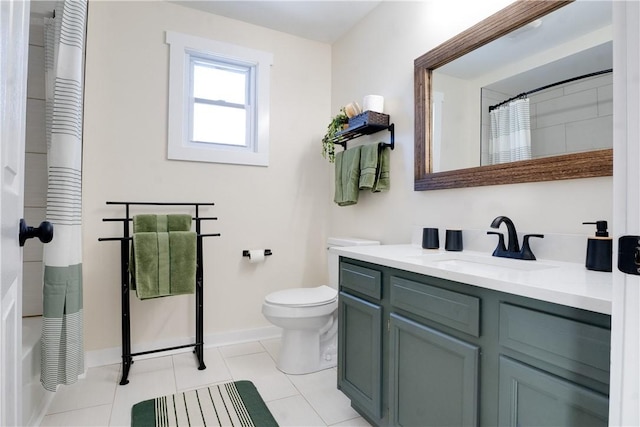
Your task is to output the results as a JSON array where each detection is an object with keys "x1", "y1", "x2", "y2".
[{"x1": 322, "y1": 108, "x2": 349, "y2": 163}]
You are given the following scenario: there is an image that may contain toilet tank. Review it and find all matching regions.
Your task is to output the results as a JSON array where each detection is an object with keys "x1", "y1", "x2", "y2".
[{"x1": 327, "y1": 237, "x2": 380, "y2": 289}]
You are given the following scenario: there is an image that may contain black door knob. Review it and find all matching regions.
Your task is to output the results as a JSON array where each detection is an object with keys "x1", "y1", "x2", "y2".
[{"x1": 19, "y1": 219, "x2": 54, "y2": 247}]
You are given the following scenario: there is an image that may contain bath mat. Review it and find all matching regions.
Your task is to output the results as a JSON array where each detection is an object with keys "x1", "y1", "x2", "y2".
[{"x1": 131, "y1": 380, "x2": 278, "y2": 427}]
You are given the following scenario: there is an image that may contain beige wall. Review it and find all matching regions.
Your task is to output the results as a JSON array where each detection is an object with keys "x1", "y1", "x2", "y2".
[
  {"x1": 82, "y1": 1, "x2": 332, "y2": 351},
  {"x1": 329, "y1": 2, "x2": 612, "y2": 245}
]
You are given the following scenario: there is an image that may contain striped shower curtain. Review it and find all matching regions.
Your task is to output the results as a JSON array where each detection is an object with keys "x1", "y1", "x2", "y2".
[
  {"x1": 42, "y1": 0, "x2": 87, "y2": 392},
  {"x1": 488, "y1": 98, "x2": 532, "y2": 165}
]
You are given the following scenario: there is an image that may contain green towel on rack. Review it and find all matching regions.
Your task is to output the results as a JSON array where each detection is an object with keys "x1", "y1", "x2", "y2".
[
  {"x1": 132, "y1": 231, "x2": 196, "y2": 300},
  {"x1": 359, "y1": 143, "x2": 380, "y2": 190},
  {"x1": 333, "y1": 151, "x2": 344, "y2": 204},
  {"x1": 133, "y1": 214, "x2": 192, "y2": 232},
  {"x1": 130, "y1": 214, "x2": 193, "y2": 295},
  {"x1": 169, "y1": 231, "x2": 197, "y2": 296},
  {"x1": 334, "y1": 146, "x2": 362, "y2": 206},
  {"x1": 373, "y1": 145, "x2": 390, "y2": 192}
]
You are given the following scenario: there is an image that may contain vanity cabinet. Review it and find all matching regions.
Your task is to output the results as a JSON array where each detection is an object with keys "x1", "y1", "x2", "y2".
[
  {"x1": 337, "y1": 258, "x2": 611, "y2": 427},
  {"x1": 338, "y1": 262, "x2": 384, "y2": 422}
]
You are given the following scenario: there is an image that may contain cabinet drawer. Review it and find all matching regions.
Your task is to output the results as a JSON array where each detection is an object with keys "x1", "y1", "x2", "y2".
[
  {"x1": 499, "y1": 303, "x2": 610, "y2": 384},
  {"x1": 390, "y1": 276, "x2": 480, "y2": 337},
  {"x1": 340, "y1": 262, "x2": 382, "y2": 300}
]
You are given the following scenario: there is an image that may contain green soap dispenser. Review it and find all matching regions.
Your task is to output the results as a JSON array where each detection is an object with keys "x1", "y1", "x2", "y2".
[{"x1": 582, "y1": 221, "x2": 612, "y2": 272}]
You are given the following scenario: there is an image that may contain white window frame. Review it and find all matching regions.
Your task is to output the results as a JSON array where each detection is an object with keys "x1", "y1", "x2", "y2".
[{"x1": 166, "y1": 31, "x2": 273, "y2": 166}]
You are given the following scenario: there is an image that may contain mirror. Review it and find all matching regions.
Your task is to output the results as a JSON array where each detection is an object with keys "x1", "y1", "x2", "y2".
[{"x1": 414, "y1": 0, "x2": 613, "y2": 191}]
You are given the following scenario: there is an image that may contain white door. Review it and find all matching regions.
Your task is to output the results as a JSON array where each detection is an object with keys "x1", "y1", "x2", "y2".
[
  {"x1": 610, "y1": 2, "x2": 640, "y2": 425},
  {"x1": 0, "y1": 0, "x2": 30, "y2": 425}
]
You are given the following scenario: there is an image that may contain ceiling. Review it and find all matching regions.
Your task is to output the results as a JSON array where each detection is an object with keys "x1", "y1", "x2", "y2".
[{"x1": 170, "y1": 1, "x2": 381, "y2": 43}]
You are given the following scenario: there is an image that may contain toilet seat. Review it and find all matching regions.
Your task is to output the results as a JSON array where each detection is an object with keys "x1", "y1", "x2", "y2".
[{"x1": 265, "y1": 285, "x2": 337, "y2": 308}]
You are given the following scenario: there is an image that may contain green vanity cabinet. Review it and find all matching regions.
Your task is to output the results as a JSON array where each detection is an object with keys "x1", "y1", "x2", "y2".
[
  {"x1": 338, "y1": 262, "x2": 384, "y2": 422},
  {"x1": 337, "y1": 257, "x2": 612, "y2": 427}
]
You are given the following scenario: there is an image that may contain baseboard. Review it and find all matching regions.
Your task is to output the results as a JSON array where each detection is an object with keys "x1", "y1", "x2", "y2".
[{"x1": 85, "y1": 325, "x2": 281, "y2": 368}]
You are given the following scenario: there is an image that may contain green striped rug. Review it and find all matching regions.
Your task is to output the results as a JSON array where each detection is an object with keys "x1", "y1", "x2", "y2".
[{"x1": 131, "y1": 380, "x2": 279, "y2": 427}]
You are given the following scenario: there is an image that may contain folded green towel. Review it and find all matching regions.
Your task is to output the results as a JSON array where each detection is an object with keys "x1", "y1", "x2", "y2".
[
  {"x1": 131, "y1": 231, "x2": 196, "y2": 300},
  {"x1": 373, "y1": 145, "x2": 390, "y2": 192},
  {"x1": 359, "y1": 144, "x2": 379, "y2": 190},
  {"x1": 334, "y1": 146, "x2": 362, "y2": 206},
  {"x1": 133, "y1": 214, "x2": 192, "y2": 232}
]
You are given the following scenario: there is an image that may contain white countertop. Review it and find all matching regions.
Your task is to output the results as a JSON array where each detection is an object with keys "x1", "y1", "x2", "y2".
[{"x1": 330, "y1": 244, "x2": 612, "y2": 315}]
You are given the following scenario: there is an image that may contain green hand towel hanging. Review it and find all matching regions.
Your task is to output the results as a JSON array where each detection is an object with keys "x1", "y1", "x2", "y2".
[
  {"x1": 131, "y1": 231, "x2": 196, "y2": 300},
  {"x1": 359, "y1": 144, "x2": 379, "y2": 190},
  {"x1": 373, "y1": 144, "x2": 390, "y2": 192},
  {"x1": 334, "y1": 146, "x2": 362, "y2": 206},
  {"x1": 130, "y1": 214, "x2": 196, "y2": 300}
]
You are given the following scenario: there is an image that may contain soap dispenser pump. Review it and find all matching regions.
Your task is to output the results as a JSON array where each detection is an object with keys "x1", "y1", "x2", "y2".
[{"x1": 583, "y1": 221, "x2": 612, "y2": 272}]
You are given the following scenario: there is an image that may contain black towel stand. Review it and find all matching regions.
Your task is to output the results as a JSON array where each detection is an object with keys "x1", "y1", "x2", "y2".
[{"x1": 98, "y1": 201, "x2": 220, "y2": 385}]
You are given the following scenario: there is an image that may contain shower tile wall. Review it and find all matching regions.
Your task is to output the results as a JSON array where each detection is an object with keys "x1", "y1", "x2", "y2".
[
  {"x1": 24, "y1": 18, "x2": 48, "y2": 317},
  {"x1": 529, "y1": 73, "x2": 613, "y2": 159}
]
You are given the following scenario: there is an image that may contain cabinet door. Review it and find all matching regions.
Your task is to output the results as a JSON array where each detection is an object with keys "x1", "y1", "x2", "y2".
[
  {"x1": 338, "y1": 291, "x2": 383, "y2": 419},
  {"x1": 498, "y1": 356, "x2": 608, "y2": 427},
  {"x1": 389, "y1": 313, "x2": 479, "y2": 427}
]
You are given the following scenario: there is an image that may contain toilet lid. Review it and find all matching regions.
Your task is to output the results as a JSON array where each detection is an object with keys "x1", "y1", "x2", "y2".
[{"x1": 265, "y1": 285, "x2": 338, "y2": 307}]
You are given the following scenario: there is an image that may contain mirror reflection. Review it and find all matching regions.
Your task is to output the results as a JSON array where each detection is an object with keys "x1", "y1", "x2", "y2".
[{"x1": 430, "y1": 1, "x2": 612, "y2": 173}]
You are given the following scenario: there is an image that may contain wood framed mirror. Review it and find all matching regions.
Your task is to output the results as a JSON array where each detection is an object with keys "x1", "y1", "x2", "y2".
[{"x1": 414, "y1": 0, "x2": 613, "y2": 191}]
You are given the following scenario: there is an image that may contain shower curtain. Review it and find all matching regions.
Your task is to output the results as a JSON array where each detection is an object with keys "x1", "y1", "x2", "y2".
[
  {"x1": 488, "y1": 97, "x2": 532, "y2": 165},
  {"x1": 42, "y1": 0, "x2": 87, "y2": 392}
]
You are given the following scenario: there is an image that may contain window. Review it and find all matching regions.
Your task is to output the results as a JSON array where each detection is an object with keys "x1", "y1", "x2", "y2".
[{"x1": 166, "y1": 31, "x2": 273, "y2": 166}]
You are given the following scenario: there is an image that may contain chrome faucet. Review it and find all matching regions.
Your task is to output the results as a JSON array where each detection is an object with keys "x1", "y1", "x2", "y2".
[{"x1": 487, "y1": 216, "x2": 544, "y2": 260}]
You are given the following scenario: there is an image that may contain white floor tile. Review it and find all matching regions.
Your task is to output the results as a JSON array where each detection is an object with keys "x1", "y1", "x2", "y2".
[
  {"x1": 288, "y1": 369, "x2": 358, "y2": 425},
  {"x1": 330, "y1": 416, "x2": 373, "y2": 426},
  {"x1": 260, "y1": 338, "x2": 281, "y2": 362},
  {"x1": 218, "y1": 341, "x2": 266, "y2": 358},
  {"x1": 287, "y1": 368, "x2": 337, "y2": 395},
  {"x1": 37, "y1": 339, "x2": 357, "y2": 427},
  {"x1": 224, "y1": 352, "x2": 298, "y2": 402},
  {"x1": 46, "y1": 364, "x2": 119, "y2": 415},
  {"x1": 40, "y1": 404, "x2": 112, "y2": 427},
  {"x1": 267, "y1": 395, "x2": 326, "y2": 427},
  {"x1": 109, "y1": 356, "x2": 177, "y2": 427},
  {"x1": 173, "y1": 347, "x2": 232, "y2": 391}
]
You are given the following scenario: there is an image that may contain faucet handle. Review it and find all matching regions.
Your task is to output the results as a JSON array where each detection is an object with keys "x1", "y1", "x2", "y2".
[
  {"x1": 487, "y1": 231, "x2": 506, "y2": 255},
  {"x1": 521, "y1": 234, "x2": 544, "y2": 260}
]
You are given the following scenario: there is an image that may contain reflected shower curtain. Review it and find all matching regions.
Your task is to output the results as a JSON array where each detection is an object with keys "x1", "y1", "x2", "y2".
[
  {"x1": 488, "y1": 98, "x2": 532, "y2": 165},
  {"x1": 42, "y1": 0, "x2": 87, "y2": 392}
]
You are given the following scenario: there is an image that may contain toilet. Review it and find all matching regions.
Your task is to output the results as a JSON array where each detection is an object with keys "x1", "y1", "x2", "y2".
[{"x1": 262, "y1": 237, "x2": 380, "y2": 374}]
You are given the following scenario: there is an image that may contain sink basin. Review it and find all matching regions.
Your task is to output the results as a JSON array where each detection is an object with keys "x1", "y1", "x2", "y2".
[{"x1": 408, "y1": 252, "x2": 557, "y2": 273}]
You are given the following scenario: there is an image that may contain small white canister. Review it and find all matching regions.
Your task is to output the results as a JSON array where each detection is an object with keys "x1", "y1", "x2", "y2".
[{"x1": 363, "y1": 95, "x2": 384, "y2": 113}]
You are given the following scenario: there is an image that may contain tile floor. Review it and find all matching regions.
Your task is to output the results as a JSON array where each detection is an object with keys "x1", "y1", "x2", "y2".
[{"x1": 39, "y1": 338, "x2": 372, "y2": 427}]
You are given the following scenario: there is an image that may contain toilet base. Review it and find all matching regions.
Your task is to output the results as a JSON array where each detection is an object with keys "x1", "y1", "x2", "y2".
[{"x1": 276, "y1": 327, "x2": 337, "y2": 375}]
